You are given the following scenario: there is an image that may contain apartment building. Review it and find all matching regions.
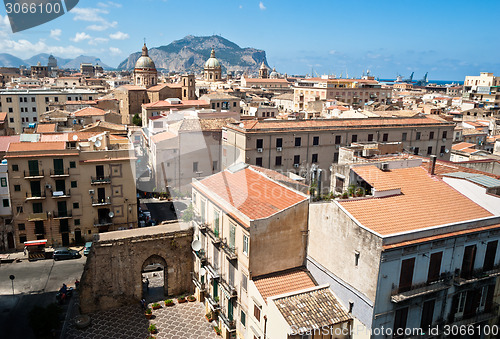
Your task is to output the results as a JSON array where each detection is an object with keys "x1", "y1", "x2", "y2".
[
  {"x1": 293, "y1": 78, "x2": 393, "y2": 110},
  {"x1": 0, "y1": 89, "x2": 98, "y2": 133},
  {"x1": 0, "y1": 160, "x2": 13, "y2": 251},
  {"x1": 190, "y1": 163, "x2": 309, "y2": 339},
  {"x1": 463, "y1": 72, "x2": 500, "y2": 110},
  {"x1": 6, "y1": 132, "x2": 138, "y2": 250},
  {"x1": 222, "y1": 116, "x2": 455, "y2": 192},
  {"x1": 307, "y1": 158, "x2": 500, "y2": 338}
]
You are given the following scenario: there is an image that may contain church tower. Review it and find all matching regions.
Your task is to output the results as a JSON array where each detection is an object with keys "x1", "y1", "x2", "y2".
[
  {"x1": 259, "y1": 61, "x2": 269, "y2": 79},
  {"x1": 133, "y1": 43, "x2": 157, "y2": 88},
  {"x1": 204, "y1": 49, "x2": 222, "y2": 82},
  {"x1": 182, "y1": 74, "x2": 196, "y2": 100}
]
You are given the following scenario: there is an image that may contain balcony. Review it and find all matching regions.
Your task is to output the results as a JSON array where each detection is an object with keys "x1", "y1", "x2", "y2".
[
  {"x1": 207, "y1": 226, "x2": 222, "y2": 245},
  {"x1": 450, "y1": 303, "x2": 499, "y2": 327},
  {"x1": 218, "y1": 310, "x2": 236, "y2": 332},
  {"x1": 91, "y1": 176, "x2": 111, "y2": 185},
  {"x1": 24, "y1": 169, "x2": 44, "y2": 179},
  {"x1": 203, "y1": 261, "x2": 220, "y2": 279},
  {"x1": 51, "y1": 190, "x2": 70, "y2": 198},
  {"x1": 50, "y1": 168, "x2": 70, "y2": 177},
  {"x1": 454, "y1": 265, "x2": 500, "y2": 286},
  {"x1": 193, "y1": 249, "x2": 207, "y2": 264},
  {"x1": 92, "y1": 197, "x2": 111, "y2": 206},
  {"x1": 27, "y1": 212, "x2": 48, "y2": 221},
  {"x1": 191, "y1": 272, "x2": 206, "y2": 292},
  {"x1": 220, "y1": 238, "x2": 237, "y2": 261},
  {"x1": 391, "y1": 274, "x2": 451, "y2": 303},
  {"x1": 220, "y1": 277, "x2": 237, "y2": 298},
  {"x1": 196, "y1": 221, "x2": 208, "y2": 232},
  {"x1": 53, "y1": 210, "x2": 72, "y2": 219},
  {"x1": 94, "y1": 218, "x2": 113, "y2": 227},
  {"x1": 205, "y1": 294, "x2": 220, "y2": 311},
  {"x1": 26, "y1": 192, "x2": 46, "y2": 200}
]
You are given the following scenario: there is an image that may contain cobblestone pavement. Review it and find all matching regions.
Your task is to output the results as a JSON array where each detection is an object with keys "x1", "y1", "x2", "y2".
[{"x1": 65, "y1": 298, "x2": 218, "y2": 339}]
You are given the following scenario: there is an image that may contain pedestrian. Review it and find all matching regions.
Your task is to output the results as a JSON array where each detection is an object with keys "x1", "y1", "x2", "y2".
[
  {"x1": 23, "y1": 246, "x2": 27, "y2": 256},
  {"x1": 140, "y1": 298, "x2": 146, "y2": 310},
  {"x1": 145, "y1": 278, "x2": 149, "y2": 291}
]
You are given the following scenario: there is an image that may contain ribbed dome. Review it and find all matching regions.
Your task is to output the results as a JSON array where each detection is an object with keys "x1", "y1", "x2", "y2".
[
  {"x1": 135, "y1": 43, "x2": 156, "y2": 70},
  {"x1": 204, "y1": 49, "x2": 221, "y2": 69}
]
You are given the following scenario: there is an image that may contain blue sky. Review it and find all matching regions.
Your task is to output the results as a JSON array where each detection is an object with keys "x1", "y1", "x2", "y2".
[{"x1": 0, "y1": 0, "x2": 499, "y2": 80}]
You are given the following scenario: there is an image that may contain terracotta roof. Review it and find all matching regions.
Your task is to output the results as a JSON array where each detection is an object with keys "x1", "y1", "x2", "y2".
[
  {"x1": 352, "y1": 165, "x2": 401, "y2": 191},
  {"x1": 273, "y1": 286, "x2": 352, "y2": 332},
  {"x1": 243, "y1": 78, "x2": 290, "y2": 83},
  {"x1": 143, "y1": 99, "x2": 209, "y2": 109},
  {"x1": 452, "y1": 142, "x2": 476, "y2": 151},
  {"x1": 193, "y1": 165, "x2": 308, "y2": 221},
  {"x1": 250, "y1": 165, "x2": 308, "y2": 191},
  {"x1": 7, "y1": 141, "x2": 66, "y2": 153},
  {"x1": 147, "y1": 83, "x2": 173, "y2": 91},
  {"x1": 0, "y1": 112, "x2": 7, "y2": 123},
  {"x1": 35, "y1": 123, "x2": 57, "y2": 134},
  {"x1": 420, "y1": 157, "x2": 500, "y2": 180},
  {"x1": 66, "y1": 100, "x2": 97, "y2": 105},
  {"x1": 74, "y1": 107, "x2": 106, "y2": 117},
  {"x1": 151, "y1": 131, "x2": 177, "y2": 143},
  {"x1": 339, "y1": 166, "x2": 492, "y2": 236},
  {"x1": 253, "y1": 268, "x2": 316, "y2": 301},
  {"x1": 80, "y1": 121, "x2": 127, "y2": 132},
  {"x1": 462, "y1": 128, "x2": 487, "y2": 136},
  {"x1": 0, "y1": 135, "x2": 20, "y2": 152}
]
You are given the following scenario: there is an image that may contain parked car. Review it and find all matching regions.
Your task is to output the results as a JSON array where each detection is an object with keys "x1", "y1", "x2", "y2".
[
  {"x1": 83, "y1": 242, "x2": 92, "y2": 256},
  {"x1": 143, "y1": 263, "x2": 163, "y2": 272},
  {"x1": 53, "y1": 248, "x2": 81, "y2": 261}
]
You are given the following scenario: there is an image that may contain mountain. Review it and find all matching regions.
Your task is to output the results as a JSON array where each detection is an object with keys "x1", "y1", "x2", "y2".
[
  {"x1": 0, "y1": 53, "x2": 25, "y2": 67},
  {"x1": 24, "y1": 54, "x2": 71, "y2": 68},
  {"x1": 118, "y1": 35, "x2": 268, "y2": 73},
  {"x1": 60, "y1": 56, "x2": 111, "y2": 70}
]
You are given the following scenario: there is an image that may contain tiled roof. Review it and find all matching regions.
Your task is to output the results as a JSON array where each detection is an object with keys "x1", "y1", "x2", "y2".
[
  {"x1": 273, "y1": 286, "x2": 352, "y2": 332},
  {"x1": 253, "y1": 268, "x2": 316, "y2": 301},
  {"x1": 452, "y1": 142, "x2": 476, "y2": 151},
  {"x1": 74, "y1": 107, "x2": 106, "y2": 117},
  {"x1": 250, "y1": 165, "x2": 308, "y2": 191},
  {"x1": 0, "y1": 135, "x2": 20, "y2": 152},
  {"x1": 351, "y1": 165, "x2": 401, "y2": 191},
  {"x1": 243, "y1": 78, "x2": 290, "y2": 83},
  {"x1": 7, "y1": 141, "x2": 66, "y2": 153},
  {"x1": 193, "y1": 165, "x2": 308, "y2": 221},
  {"x1": 35, "y1": 123, "x2": 57, "y2": 134},
  {"x1": 0, "y1": 112, "x2": 7, "y2": 123},
  {"x1": 420, "y1": 157, "x2": 500, "y2": 180},
  {"x1": 339, "y1": 166, "x2": 492, "y2": 236},
  {"x1": 462, "y1": 128, "x2": 487, "y2": 136},
  {"x1": 142, "y1": 99, "x2": 209, "y2": 109},
  {"x1": 80, "y1": 121, "x2": 127, "y2": 132}
]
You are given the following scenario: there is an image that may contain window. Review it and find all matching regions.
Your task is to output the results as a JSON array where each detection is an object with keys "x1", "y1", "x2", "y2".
[
  {"x1": 19, "y1": 235, "x2": 27, "y2": 244},
  {"x1": 427, "y1": 252, "x2": 442, "y2": 283},
  {"x1": 333, "y1": 152, "x2": 339, "y2": 163},
  {"x1": 484, "y1": 240, "x2": 498, "y2": 271},
  {"x1": 74, "y1": 219, "x2": 80, "y2": 226},
  {"x1": 12, "y1": 164, "x2": 18, "y2": 172},
  {"x1": 275, "y1": 156, "x2": 282, "y2": 166},
  {"x1": 193, "y1": 162, "x2": 198, "y2": 172},
  {"x1": 312, "y1": 154, "x2": 318, "y2": 163},
  {"x1": 427, "y1": 146, "x2": 433, "y2": 155},
  {"x1": 14, "y1": 185, "x2": 20, "y2": 191},
  {"x1": 414, "y1": 147, "x2": 419, "y2": 155},
  {"x1": 253, "y1": 303, "x2": 261, "y2": 321},
  {"x1": 241, "y1": 273, "x2": 248, "y2": 291},
  {"x1": 276, "y1": 138, "x2": 282, "y2": 148},
  {"x1": 348, "y1": 302, "x2": 354, "y2": 313},
  {"x1": 71, "y1": 181, "x2": 77, "y2": 188},
  {"x1": 335, "y1": 135, "x2": 341, "y2": 144},
  {"x1": 442, "y1": 131, "x2": 447, "y2": 139},
  {"x1": 213, "y1": 209, "x2": 220, "y2": 236},
  {"x1": 70, "y1": 161, "x2": 76, "y2": 168},
  {"x1": 293, "y1": 155, "x2": 300, "y2": 165},
  {"x1": 3, "y1": 199, "x2": 9, "y2": 207},
  {"x1": 243, "y1": 235, "x2": 249, "y2": 255},
  {"x1": 73, "y1": 202, "x2": 79, "y2": 209},
  {"x1": 416, "y1": 132, "x2": 421, "y2": 140},
  {"x1": 229, "y1": 223, "x2": 236, "y2": 249},
  {"x1": 440, "y1": 146, "x2": 445, "y2": 154},
  {"x1": 351, "y1": 134, "x2": 358, "y2": 143},
  {"x1": 383, "y1": 133, "x2": 388, "y2": 142},
  {"x1": 212, "y1": 161, "x2": 218, "y2": 171},
  {"x1": 368, "y1": 134, "x2": 374, "y2": 142},
  {"x1": 398, "y1": 258, "x2": 415, "y2": 293},
  {"x1": 240, "y1": 310, "x2": 246, "y2": 327},
  {"x1": 255, "y1": 157, "x2": 263, "y2": 166},
  {"x1": 295, "y1": 137, "x2": 301, "y2": 147},
  {"x1": 313, "y1": 136, "x2": 319, "y2": 146},
  {"x1": 6, "y1": 97, "x2": 12, "y2": 103},
  {"x1": 32, "y1": 107, "x2": 36, "y2": 112},
  {"x1": 256, "y1": 139, "x2": 263, "y2": 149},
  {"x1": 429, "y1": 131, "x2": 434, "y2": 140},
  {"x1": 18, "y1": 223, "x2": 25, "y2": 231},
  {"x1": 0, "y1": 177, "x2": 6, "y2": 187},
  {"x1": 33, "y1": 202, "x2": 43, "y2": 213},
  {"x1": 402, "y1": 132, "x2": 407, "y2": 141},
  {"x1": 9, "y1": 110, "x2": 13, "y2": 115},
  {"x1": 16, "y1": 206, "x2": 23, "y2": 213},
  {"x1": 393, "y1": 307, "x2": 409, "y2": 338}
]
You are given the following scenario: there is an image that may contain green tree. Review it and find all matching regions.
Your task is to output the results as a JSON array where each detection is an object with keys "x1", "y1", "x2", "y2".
[{"x1": 132, "y1": 113, "x2": 142, "y2": 126}]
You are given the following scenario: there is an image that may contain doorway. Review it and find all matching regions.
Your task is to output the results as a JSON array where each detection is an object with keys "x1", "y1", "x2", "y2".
[
  {"x1": 141, "y1": 255, "x2": 168, "y2": 303},
  {"x1": 61, "y1": 232, "x2": 69, "y2": 246}
]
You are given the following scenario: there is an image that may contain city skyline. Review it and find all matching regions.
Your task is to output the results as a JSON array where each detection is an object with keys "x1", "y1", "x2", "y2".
[{"x1": 0, "y1": 0, "x2": 499, "y2": 79}]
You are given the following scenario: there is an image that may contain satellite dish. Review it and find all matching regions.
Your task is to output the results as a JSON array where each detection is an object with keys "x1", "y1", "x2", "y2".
[
  {"x1": 108, "y1": 211, "x2": 114, "y2": 218},
  {"x1": 445, "y1": 149, "x2": 450, "y2": 153},
  {"x1": 199, "y1": 267, "x2": 206, "y2": 276},
  {"x1": 191, "y1": 240, "x2": 202, "y2": 252},
  {"x1": 95, "y1": 140, "x2": 102, "y2": 148},
  {"x1": 72, "y1": 135, "x2": 78, "y2": 141}
]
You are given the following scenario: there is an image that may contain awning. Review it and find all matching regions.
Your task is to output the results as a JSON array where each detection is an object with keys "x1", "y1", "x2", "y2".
[{"x1": 24, "y1": 239, "x2": 47, "y2": 246}]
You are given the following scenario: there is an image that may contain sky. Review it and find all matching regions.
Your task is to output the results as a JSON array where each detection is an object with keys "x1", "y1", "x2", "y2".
[{"x1": 0, "y1": 0, "x2": 499, "y2": 80}]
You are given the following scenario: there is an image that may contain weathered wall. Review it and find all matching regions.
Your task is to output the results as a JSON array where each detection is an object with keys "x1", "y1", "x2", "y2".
[{"x1": 79, "y1": 225, "x2": 194, "y2": 313}]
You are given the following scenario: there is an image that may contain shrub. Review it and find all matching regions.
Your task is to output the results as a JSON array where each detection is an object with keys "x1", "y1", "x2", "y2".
[
  {"x1": 148, "y1": 323, "x2": 157, "y2": 333},
  {"x1": 145, "y1": 308, "x2": 152, "y2": 314}
]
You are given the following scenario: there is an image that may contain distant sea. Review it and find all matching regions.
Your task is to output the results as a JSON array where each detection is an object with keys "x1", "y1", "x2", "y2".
[{"x1": 379, "y1": 79, "x2": 463, "y2": 85}]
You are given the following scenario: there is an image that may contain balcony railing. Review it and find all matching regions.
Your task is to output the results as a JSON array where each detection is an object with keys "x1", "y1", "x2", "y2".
[
  {"x1": 27, "y1": 212, "x2": 48, "y2": 221},
  {"x1": 220, "y1": 277, "x2": 237, "y2": 298},
  {"x1": 51, "y1": 190, "x2": 70, "y2": 198},
  {"x1": 391, "y1": 274, "x2": 451, "y2": 303},
  {"x1": 91, "y1": 197, "x2": 111, "y2": 206},
  {"x1": 26, "y1": 192, "x2": 46, "y2": 200},
  {"x1": 24, "y1": 169, "x2": 44, "y2": 179},
  {"x1": 450, "y1": 303, "x2": 499, "y2": 326},
  {"x1": 193, "y1": 249, "x2": 207, "y2": 263},
  {"x1": 94, "y1": 218, "x2": 113, "y2": 227},
  {"x1": 197, "y1": 221, "x2": 208, "y2": 232},
  {"x1": 218, "y1": 310, "x2": 236, "y2": 331},
  {"x1": 191, "y1": 272, "x2": 206, "y2": 292},
  {"x1": 50, "y1": 168, "x2": 70, "y2": 177},
  {"x1": 204, "y1": 261, "x2": 220, "y2": 279},
  {"x1": 53, "y1": 210, "x2": 72, "y2": 219},
  {"x1": 207, "y1": 226, "x2": 221, "y2": 245},
  {"x1": 205, "y1": 294, "x2": 220, "y2": 311},
  {"x1": 220, "y1": 238, "x2": 237, "y2": 260},
  {"x1": 91, "y1": 176, "x2": 111, "y2": 184},
  {"x1": 454, "y1": 265, "x2": 500, "y2": 286}
]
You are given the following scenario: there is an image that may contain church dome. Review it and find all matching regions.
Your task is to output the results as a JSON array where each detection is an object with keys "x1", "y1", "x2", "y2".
[
  {"x1": 135, "y1": 43, "x2": 156, "y2": 70},
  {"x1": 204, "y1": 49, "x2": 221, "y2": 69},
  {"x1": 260, "y1": 61, "x2": 268, "y2": 70},
  {"x1": 270, "y1": 67, "x2": 278, "y2": 78}
]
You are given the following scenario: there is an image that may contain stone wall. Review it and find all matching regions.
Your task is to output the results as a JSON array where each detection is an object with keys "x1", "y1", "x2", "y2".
[{"x1": 79, "y1": 225, "x2": 194, "y2": 314}]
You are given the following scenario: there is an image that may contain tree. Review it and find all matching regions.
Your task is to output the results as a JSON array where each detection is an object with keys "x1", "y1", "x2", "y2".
[{"x1": 132, "y1": 113, "x2": 142, "y2": 126}]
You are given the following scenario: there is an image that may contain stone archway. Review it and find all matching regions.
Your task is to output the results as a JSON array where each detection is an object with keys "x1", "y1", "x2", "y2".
[{"x1": 141, "y1": 254, "x2": 168, "y2": 301}]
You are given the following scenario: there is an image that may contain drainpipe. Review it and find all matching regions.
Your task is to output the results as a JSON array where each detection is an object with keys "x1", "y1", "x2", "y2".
[
  {"x1": 264, "y1": 315, "x2": 267, "y2": 339},
  {"x1": 429, "y1": 155, "x2": 437, "y2": 175}
]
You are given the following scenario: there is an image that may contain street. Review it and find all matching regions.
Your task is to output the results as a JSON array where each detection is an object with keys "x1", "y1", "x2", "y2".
[{"x1": 0, "y1": 254, "x2": 86, "y2": 338}]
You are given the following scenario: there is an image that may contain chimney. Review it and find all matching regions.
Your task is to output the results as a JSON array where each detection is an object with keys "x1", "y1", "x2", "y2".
[{"x1": 429, "y1": 155, "x2": 437, "y2": 175}]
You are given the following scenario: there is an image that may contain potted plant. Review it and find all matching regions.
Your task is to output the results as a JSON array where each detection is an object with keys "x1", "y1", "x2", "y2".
[
  {"x1": 147, "y1": 336, "x2": 156, "y2": 339},
  {"x1": 214, "y1": 326, "x2": 222, "y2": 336},
  {"x1": 145, "y1": 308, "x2": 152, "y2": 319},
  {"x1": 214, "y1": 296, "x2": 219, "y2": 303},
  {"x1": 187, "y1": 295, "x2": 196, "y2": 302},
  {"x1": 151, "y1": 302, "x2": 161, "y2": 310},
  {"x1": 148, "y1": 323, "x2": 158, "y2": 334},
  {"x1": 164, "y1": 299, "x2": 174, "y2": 307},
  {"x1": 205, "y1": 311, "x2": 216, "y2": 322},
  {"x1": 177, "y1": 295, "x2": 187, "y2": 303}
]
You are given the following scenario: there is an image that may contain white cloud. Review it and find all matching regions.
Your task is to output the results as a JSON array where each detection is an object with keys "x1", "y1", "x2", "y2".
[
  {"x1": 50, "y1": 29, "x2": 62, "y2": 40},
  {"x1": 89, "y1": 37, "x2": 109, "y2": 45},
  {"x1": 71, "y1": 32, "x2": 91, "y2": 42},
  {"x1": 71, "y1": 7, "x2": 117, "y2": 31},
  {"x1": 109, "y1": 31, "x2": 129, "y2": 40},
  {"x1": 0, "y1": 37, "x2": 85, "y2": 58},
  {"x1": 109, "y1": 47, "x2": 122, "y2": 56},
  {"x1": 0, "y1": 14, "x2": 10, "y2": 28},
  {"x1": 98, "y1": 1, "x2": 122, "y2": 8},
  {"x1": 87, "y1": 21, "x2": 117, "y2": 31},
  {"x1": 259, "y1": 2, "x2": 266, "y2": 10}
]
